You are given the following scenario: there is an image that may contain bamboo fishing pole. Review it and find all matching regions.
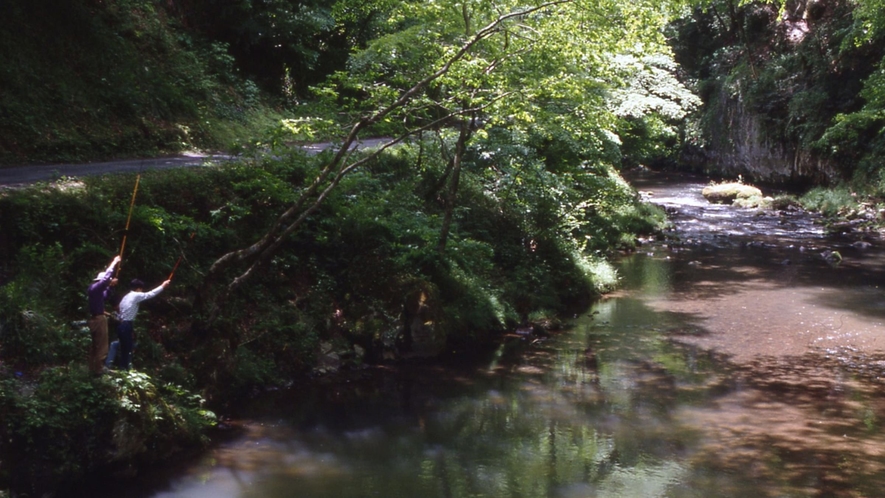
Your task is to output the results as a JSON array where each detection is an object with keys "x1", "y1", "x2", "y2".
[{"x1": 117, "y1": 174, "x2": 141, "y2": 276}]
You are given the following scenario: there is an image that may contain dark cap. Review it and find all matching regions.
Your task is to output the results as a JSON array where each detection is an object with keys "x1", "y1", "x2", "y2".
[{"x1": 130, "y1": 279, "x2": 145, "y2": 289}]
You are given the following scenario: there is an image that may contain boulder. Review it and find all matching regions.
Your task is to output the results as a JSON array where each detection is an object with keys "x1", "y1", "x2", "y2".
[
  {"x1": 702, "y1": 182, "x2": 763, "y2": 204},
  {"x1": 732, "y1": 195, "x2": 773, "y2": 209}
]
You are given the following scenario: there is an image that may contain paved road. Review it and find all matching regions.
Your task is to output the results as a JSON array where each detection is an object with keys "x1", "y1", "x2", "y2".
[
  {"x1": 0, "y1": 138, "x2": 391, "y2": 188},
  {"x1": 0, "y1": 153, "x2": 235, "y2": 188}
]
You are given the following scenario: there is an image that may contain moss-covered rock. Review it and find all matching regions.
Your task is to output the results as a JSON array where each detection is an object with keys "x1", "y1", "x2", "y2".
[
  {"x1": 733, "y1": 195, "x2": 774, "y2": 209},
  {"x1": 702, "y1": 182, "x2": 764, "y2": 204}
]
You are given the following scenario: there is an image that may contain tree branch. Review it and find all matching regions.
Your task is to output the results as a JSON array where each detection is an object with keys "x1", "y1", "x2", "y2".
[{"x1": 198, "y1": 0, "x2": 572, "y2": 321}]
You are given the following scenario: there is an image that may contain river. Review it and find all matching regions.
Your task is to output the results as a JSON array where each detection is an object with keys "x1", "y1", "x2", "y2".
[{"x1": 73, "y1": 171, "x2": 885, "y2": 497}]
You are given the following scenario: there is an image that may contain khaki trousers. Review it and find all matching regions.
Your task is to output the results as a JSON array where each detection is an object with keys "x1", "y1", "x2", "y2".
[{"x1": 88, "y1": 315, "x2": 109, "y2": 374}]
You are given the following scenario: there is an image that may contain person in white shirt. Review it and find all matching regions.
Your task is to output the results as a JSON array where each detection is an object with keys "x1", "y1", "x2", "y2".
[{"x1": 112, "y1": 278, "x2": 170, "y2": 370}]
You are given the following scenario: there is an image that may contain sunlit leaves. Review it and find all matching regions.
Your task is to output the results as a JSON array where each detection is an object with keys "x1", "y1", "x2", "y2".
[
  {"x1": 274, "y1": 117, "x2": 338, "y2": 143},
  {"x1": 611, "y1": 54, "x2": 701, "y2": 121},
  {"x1": 212, "y1": 0, "x2": 696, "y2": 303},
  {"x1": 314, "y1": 0, "x2": 694, "y2": 158},
  {"x1": 845, "y1": 0, "x2": 885, "y2": 45}
]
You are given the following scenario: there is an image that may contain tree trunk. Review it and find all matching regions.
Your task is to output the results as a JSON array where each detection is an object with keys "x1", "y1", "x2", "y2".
[{"x1": 437, "y1": 118, "x2": 471, "y2": 255}]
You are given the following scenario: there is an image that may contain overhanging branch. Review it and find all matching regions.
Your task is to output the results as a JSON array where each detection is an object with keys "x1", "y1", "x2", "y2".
[{"x1": 200, "y1": 0, "x2": 572, "y2": 321}]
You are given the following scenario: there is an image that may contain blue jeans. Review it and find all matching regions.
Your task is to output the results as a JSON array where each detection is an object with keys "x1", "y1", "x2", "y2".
[
  {"x1": 116, "y1": 320, "x2": 135, "y2": 370},
  {"x1": 106, "y1": 340, "x2": 118, "y2": 368},
  {"x1": 106, "y1": 339, "x2": 138, "y2": 369}
]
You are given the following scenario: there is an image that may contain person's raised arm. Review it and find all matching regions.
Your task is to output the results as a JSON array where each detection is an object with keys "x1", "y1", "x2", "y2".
[{"x1": 106, "y1": 255, "x2": 122, "y2": 273}]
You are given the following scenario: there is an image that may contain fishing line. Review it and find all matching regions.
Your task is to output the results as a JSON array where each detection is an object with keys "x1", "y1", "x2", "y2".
[{"x1": 168, "y1": 231, "x2": 196, "y2": 281}]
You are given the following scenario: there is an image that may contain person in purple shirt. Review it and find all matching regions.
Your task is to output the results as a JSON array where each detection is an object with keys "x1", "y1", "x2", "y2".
[{"x1": 87, "y1": 255, "x2": 121, "y2": 374}]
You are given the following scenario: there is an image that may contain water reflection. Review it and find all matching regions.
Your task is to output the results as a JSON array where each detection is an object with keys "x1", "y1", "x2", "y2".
[
  {"x1": 76, "y1": 173, "x2": 885, "y2": 498},
  {"x1": 110, "y1": 313, "x2": 885, "y2": 497}
]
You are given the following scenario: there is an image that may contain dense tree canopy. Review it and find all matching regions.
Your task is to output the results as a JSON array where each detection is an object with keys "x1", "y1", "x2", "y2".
[{"x1": 194, "y1": 0, "x2": 697, "y2": 316}]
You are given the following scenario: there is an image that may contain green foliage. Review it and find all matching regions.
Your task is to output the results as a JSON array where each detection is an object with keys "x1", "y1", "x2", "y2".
[
  {"x1": 783, "y1": 1, "x2": 885, "y2": 177},
  {"x1": 799, "y1": 185, "x2": 859, "y2": 218},
  {"x1": 179, "y1": 0, "x2": 377, "y2": 93},
  {"x1": 0, "y1": 367, "x2": 117, "y2": 494},
  {"x1": 673, "y1": 0, "x2": 885, "y2": 182},
  {"x1": 0, "y1": 131, "x2": 665, "y2": 496},
  {"x1": 108, "y1": 370, "x2": 215, "y2": 459},
  {"x1": 0, "y1": 0, "x2": 275, "y2": 164},
  {"x1": 814, "y1": 46, "x2": 885, "y2": 182},
  {"x1": 844, "y1": 0, "x2": 885, "y2": 46},
  {"x1": 0, "y1": 366, "x2": 213, "y2": 496},
  {"x1": 612, "y1": 54, "x2": 702, "y2": 167},
  {"x1": 309, "y1": 0, "x2": 690, "y2": 162},
  {"x1": 0, "y1": 244, "x2": 86, "y2": 367}
]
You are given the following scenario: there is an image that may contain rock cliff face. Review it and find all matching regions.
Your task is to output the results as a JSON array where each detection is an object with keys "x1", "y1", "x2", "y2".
[
  {"x1": 683, "y1": 85, "x2": 840, "y2": 186},
  {"x1": 672, "y1": 0, "x2": 866, "y2": 188}
]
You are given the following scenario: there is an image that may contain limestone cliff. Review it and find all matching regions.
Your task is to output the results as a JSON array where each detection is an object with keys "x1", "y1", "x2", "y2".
[
  {"x1": 683, "y1": 82, "x2": 840, "y2": 185},
  {"x1": 673, "y1": 0, "x2": 880, "y2": 187}
]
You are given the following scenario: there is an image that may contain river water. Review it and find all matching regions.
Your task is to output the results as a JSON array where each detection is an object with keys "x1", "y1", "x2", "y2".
[{"x1": 82, "y1": 172, "x2": 885, "y2": 497}]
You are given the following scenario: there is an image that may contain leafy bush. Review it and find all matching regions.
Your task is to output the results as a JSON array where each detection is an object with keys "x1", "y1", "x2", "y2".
[
  {"x1": 0, "y1": 367, "x2": 213, "y2": 496},
  {"x1": 0, "y1": 367, "x2": 117, "y2": 495},
  {"x1": 108, "y1": 370, "x2": 215, "y2": 461},
  {"x1": 0, "y1": 244, "x2": 86, "y2": 367},
  {"x1": 799, "y1": 185, "x2": 858, "y2": 217}
]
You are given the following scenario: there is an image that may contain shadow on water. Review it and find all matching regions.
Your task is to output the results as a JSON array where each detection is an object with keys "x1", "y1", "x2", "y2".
[
  {"x1": 562, "y1": 292, "x2": 885, "y2": 497},
  {"x1": 66, "y1": 171, "x2": 885, "y2": 498}
]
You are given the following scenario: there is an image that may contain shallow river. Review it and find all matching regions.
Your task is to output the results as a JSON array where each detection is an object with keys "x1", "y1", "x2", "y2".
[{"x1": 82, "y1": 172, "x2": 885, "y2": 497}]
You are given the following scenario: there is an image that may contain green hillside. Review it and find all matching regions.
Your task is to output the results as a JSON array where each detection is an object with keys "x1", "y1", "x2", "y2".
[{"x1": 0, "y1": 0, "x2": 271, "y2": 164}]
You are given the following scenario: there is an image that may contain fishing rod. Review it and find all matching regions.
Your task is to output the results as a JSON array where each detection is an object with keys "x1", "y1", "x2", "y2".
[
  {"x1": 117, "y1": 173, "x2": 141, "y2": 276},
  {"x1": 168, "y1": 231, "x2": 196, "y2": 281}
]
